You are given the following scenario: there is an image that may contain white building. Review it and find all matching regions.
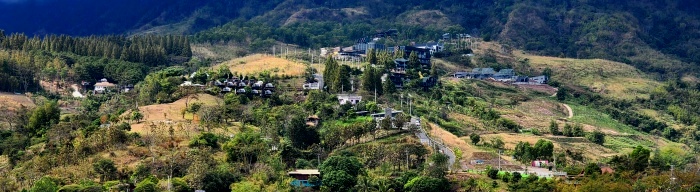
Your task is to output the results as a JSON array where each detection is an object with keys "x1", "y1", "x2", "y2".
[
  {"x1": 337, "y1": 94, "x2": 362, "y2": 105},
  {"x1": 94, "y1": 78, "x2": 116, "y2": 94}
]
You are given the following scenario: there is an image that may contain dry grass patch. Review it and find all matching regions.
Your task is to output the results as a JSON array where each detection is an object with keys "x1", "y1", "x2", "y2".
[
  {"x1": 127, "y1": 94, "x2": 222, "y2": 134},
  {"x1": 220, "y1": 54, "x2": 308, "y2": 77},
  {"x1": 0, "y1": 92, "x2": 35, "y2": 110},
  {"x1": 427, "y1": 123, "x2": 478, "y2": 161},
  {"x1": 499, "y1": 99, "x2": 567, "y2": 129}
]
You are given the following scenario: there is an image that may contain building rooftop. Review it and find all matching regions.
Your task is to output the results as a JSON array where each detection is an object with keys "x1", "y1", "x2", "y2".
[{"x1": 288, "y1": 169, "x2": 320, "y2": 175}]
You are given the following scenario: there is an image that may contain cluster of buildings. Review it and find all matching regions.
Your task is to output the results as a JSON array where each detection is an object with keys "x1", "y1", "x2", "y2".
[
  {"x1": 454, "y1": 68, "x2": 548, "y2": 84},
  {"x1": 213, "y1": 77, "x2": 275, "y2": 97}
]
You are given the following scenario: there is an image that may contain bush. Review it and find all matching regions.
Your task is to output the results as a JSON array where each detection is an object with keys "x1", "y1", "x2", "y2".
[
  {"x1": 511, "y1": 172, "x2": 522, "y2": 183},
  {"x1": 134, "y1": 180, "x2": 156, "y2": 192},
  {"x1": 587, "y1": 130, "x2": 605, "y2": 145},
  {"x1": 487, "y1": 169, "x2": 499, "y2": 179}
]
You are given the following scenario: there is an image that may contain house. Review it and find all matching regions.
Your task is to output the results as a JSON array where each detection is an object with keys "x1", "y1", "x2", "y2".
[
  {"x1": 288, "y1": 169, "x2": 321, "y2": 187},
  {"x1": 94, "y1": 79, "x2": 116, "y2": 94},
  {"x1": 514, "y1": 76, "x2": 529, "y2": 83},
  {"x1": 263, "y1": 90, "x2": 273, "y2": 97},
  {"x1": 420, "y1": 76, "x2": 437, "y2": 88},
  {"x1": 236, "y1": 88, "x2": 246, "y2": 94},
  {"x1": 264, "y1": 83, "x2": 275, "y2": 90},
  {"x1": 401, "y1": 46, "x2": 431, "y2": 68},
  {"x1": 337, "y1": 94, "x2": 362, "y2": 105},
  {"x1": 303, "y1": 74, "x2": 324, "y2": 90},
  {"x1": 530, "y1": 75, "x2": 548, "y2": 84},
  {"x1": 531, "y1": 160, "x2": 549, "y2": 167},
  {"x1": 494, "y1": 69, "x2": 515, "y2": 81},
  {"x1": 469, "y1": 68, "x2": 495, "y2": 79},
  {"x1": 353, "y1": 41, "x2": 385, "y2": 53},
  {"x1": 306, "y1": 115, "x2": 320, "y2": 127},
  {"x1": 442, "y1": 33, "x2": 451, "y2": 40},
  {"x1": 453, "y1": 72, "x2": 469, "y2": 78},
  {"x1": 394, "y1": 58, "x2": 408, "y2": 70},
  {"x1": 121, "y1": 84, "x2": 135, "y2": 93},
  {"x1": 415, "y1": 42, "x2": 444, "y2": 55},
  {"x1": 370, "y1": 108, "x2": 404, "y2": 124},
  {"x1": 252, "y1": 81, "x2": 264, "y2": 89},
  {"x1": 179, "y1": 81, "x2": 205, "y2": 87},
  {"x1": 222, "y1": 87, "x2": 232, "y2": 93}
]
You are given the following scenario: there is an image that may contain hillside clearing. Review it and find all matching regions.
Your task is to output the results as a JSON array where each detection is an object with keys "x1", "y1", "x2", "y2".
[
  {"x1": 0, "y1": 92, "x2": 35, "y2": 110},
  {"x1": 219, "y1": 54, "x2": 309, "y2": 77},
  {"x1": 127, "y1": 94, "x2": 222, "y2": 134}
]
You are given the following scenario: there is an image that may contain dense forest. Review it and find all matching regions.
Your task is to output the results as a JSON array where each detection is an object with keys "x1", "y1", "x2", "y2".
[{"x1": 0, "y1": 30, "x2": 192, "y2": 92}]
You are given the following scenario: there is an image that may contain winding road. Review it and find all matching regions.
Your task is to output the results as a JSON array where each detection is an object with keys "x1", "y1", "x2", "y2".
[
  {"x1": 412, "y1": 117, "x2": 457, "y2": 170},
  {"x1": 563, "y1": 104, "x2": 573, "y2": 118}
]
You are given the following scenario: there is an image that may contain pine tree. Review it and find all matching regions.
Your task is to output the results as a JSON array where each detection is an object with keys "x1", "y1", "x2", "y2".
[
  {"x1": 368, "y1": 49, "x2": 377, "y2": 65},
  {"x1": 182, "y1": 37, "x2": 192, "y2": 57},
  {"x1": 408, "y1": 51, "x2": 419, "y2": 69},
  {"x1": 383, "y1": 78, "x2": 395, "y2": 95},
  {"x1": 362, "y1": 65, "x2": 375, "y2": 92},
  {"x1": 323, "y1": 57, "x2": 339, "y2": 92}
]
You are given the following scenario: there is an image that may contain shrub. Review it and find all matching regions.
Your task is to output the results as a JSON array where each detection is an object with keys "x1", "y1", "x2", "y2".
[{"x1": 487, "y1": 169, "x2": 499, "y2": 179}]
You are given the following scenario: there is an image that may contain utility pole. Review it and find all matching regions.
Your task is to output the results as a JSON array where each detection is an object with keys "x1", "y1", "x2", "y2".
[
  {"x1": 405, "y1": 149, "x2": 410, "y2": 170},
  {"x1": 498, "y1": 150, "x2": 502, "y2": 171}
]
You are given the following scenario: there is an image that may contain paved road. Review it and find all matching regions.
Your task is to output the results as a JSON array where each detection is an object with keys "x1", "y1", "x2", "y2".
[{"x1": 412, "y1": 117, "x2": 457, "y2": 170}]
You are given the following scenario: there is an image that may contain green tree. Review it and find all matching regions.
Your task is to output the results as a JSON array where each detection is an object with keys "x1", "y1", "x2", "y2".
[
  {"x1": 230, "y1": 181, "x2": 261, "y2": 192},
  {"x1": 426, "y1": 153, "x2": 449, "y2": 178},
  {"x1": 548, "y1": 120, "x2": 559, "y2": 135},
  {"x1": 629, "y1": 145, "x2": 651, "y2": 173},
  {"x1": 490, "y1": 136, "x2": 505, "y2": 149},
  {"x1": 584, "y1": 163, "x2": 600, "y2": 176},
  {"x1": 131, "y1": 110, "x2": 144, "y2": 123},
  {"x1": 383, "y1": 78, "x2": 396, "y2": 95},
  {"x1": 563, "y1": 123, "x2": 573, "y2": 137},
  {"x1": 556, "y1": 88, "x2": 566, "y2": 101},
  {"x1": 587, "y1": 130, "x2": 605, "y2": 145},
  {"x1": 487, "y1": 168, "x2": 499, "y2": 179},
  {"x1": 288, "y1": 115, "x2": 320, "y2": 149},
  {"x1": 134, "y1": 179, "x2": 156, "y2": 192},
  {"x1": 368, "y1": 49, "x2": 377, "y2": 65},
  {"x1": 223, "y1": 131, "x2": 265, "y2": 170},
  {"x1": 573, "y1": 123, "x2": 584, "y2": 137},
  {"x1": 469, "y1": 133, "x2": 480, "y2": 145},
  {"x1": 542, "y1": 67, "x2": 552, "y2": 77},
  {"x1": 320, "y1": 155, "x2": 364, "y2": 192},
  {"x1": 511, "y1": 172, "x2": 522, "y2": 183},
  {"x1": 27, "y1": 100, "x2": 60, "y2": 137},
  {"x1": 30, "y1": 176, "x2": 59, "y2": 192},
  {"x1": 408, "y1": 51, "x2": 419, "y2": 69},
  {"x1": 362, "y1": 65, "x2": 376, "y2": 92},
  {"x1": 533, "y1": 139, "x2": 554, "y2": 160},
  {"x1": 93, "y1": 158, "x2": 117, "y2": 182}
]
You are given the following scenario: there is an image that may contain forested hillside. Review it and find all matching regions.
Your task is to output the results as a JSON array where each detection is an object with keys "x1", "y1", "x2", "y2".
[{"x1": 4, "y1": 0, "x2": 700, "y2": 77}]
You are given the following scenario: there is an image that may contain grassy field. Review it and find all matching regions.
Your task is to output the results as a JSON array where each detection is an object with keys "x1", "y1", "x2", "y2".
[
  {"x1": 566, "y1": 103, "x2": 637, "y2": 134},
  {"x1": 219, "y1": 54, "x2": 311, "y2": 77},
  {"x1": 513, "y1": 52, "x2": 661, "y2": 100}
]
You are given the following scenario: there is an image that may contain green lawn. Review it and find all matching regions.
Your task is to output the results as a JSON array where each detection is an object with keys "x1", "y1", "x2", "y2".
[
  {"x1": 566, "y1": 104, "x2": 638, "y2": 134},
  {"x1": 334, "y1": 116, "x2": 373, "y2": 126}
]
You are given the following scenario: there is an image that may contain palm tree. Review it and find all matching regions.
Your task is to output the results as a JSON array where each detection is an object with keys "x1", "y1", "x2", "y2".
[
  {"x1": 375, "y1": 178, "x2": 395, "y2": 192},
  {"x1": 355, "y1": 176, "x2": 376, "y2": 192}
]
